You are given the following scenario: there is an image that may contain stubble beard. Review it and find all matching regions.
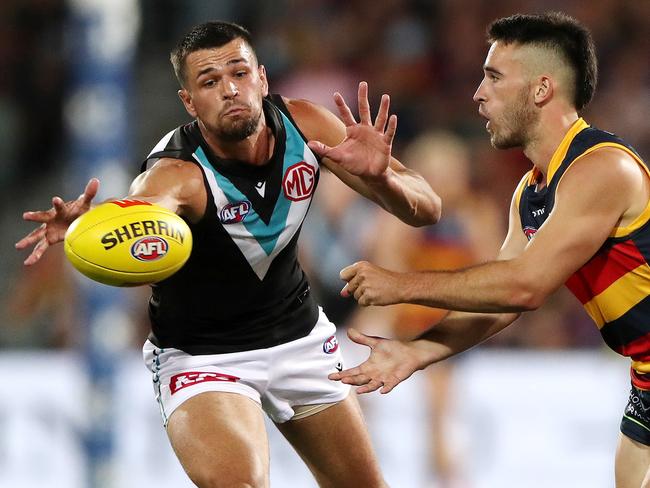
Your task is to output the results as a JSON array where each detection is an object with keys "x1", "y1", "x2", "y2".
[
  {"x1": 490, "y1": 87, "x2": 538, "y2": 150},
  {"x1": 217, "y1": 107, "x2": 262, "y2": 142}
]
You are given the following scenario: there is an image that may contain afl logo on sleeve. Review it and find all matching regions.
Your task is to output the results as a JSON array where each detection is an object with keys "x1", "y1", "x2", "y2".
[
  {"x1": 283, "y1": 161, "x2": 315, "y2": 201},
  {"x1": 219, "y1": 200, "x2": 251, "y2": 224}
]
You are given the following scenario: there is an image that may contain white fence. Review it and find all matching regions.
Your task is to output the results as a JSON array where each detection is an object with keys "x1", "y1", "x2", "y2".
[{"x1": 0, "y1": 347, "x2": 629, "y2": 488}]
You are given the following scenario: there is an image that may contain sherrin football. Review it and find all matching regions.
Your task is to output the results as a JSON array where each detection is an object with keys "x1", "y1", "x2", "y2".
[{"x1": 64, "y1": 199, "x2": 193, "y2": 286}]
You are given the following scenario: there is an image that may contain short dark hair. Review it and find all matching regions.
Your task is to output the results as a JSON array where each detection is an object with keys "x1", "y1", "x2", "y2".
[
  {"x1": 170, "y1": 21, "x2": 254, "y2": 87},
  {"x1": 487, "y1": 12, "x2": 597, "y2": 110}
]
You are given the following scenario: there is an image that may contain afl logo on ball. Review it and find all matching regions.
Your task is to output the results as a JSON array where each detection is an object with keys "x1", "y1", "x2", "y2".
[
  {"x1": 283, "y1": 162, "x2": 315, "y2": 201},
  {"x1": 220, "y1": 201, "x2": 251, "y2": 224},
  {"x1": 130, "y1": 236, "x2": 168, "y2": 261},
  {"x1": 323, "y1": 335, "x2": 339, "y2": 354}
]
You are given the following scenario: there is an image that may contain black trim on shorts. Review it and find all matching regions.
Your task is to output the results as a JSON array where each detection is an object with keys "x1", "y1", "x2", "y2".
[{"x1": 620, "y1": 383, "x2": 650, "y2": 446}]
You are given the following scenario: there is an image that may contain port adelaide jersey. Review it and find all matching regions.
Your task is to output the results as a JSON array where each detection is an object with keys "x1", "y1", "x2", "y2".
[
  {"x1": 141, "y1": 95, "x2": 320, "y2": 354},
  {"x1": 515, "y1": 118, "x2": 650, "y2": 389}
]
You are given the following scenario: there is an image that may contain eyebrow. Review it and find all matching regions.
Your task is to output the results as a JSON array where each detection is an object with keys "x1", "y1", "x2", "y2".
[
  {"x1": 483, "y1": 65, "x2": 503, "y2": 76},
  {"x1": 196, "y1": 58, "x2": 248, "y2": 79}
]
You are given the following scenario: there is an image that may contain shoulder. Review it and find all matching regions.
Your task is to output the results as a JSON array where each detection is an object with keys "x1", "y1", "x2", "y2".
[
  {"x1": 276, "y1": 96, "x2": 345, "y2": 145},
  {"x1": 137, "y1": 157, "x2": 204, "y2": 193},
  {"x1": 563, "y1": 145, "x2": 642, "y2": 186},
  {"x1": 146, "y1": 157, "x2": 202, "y2": 177}
]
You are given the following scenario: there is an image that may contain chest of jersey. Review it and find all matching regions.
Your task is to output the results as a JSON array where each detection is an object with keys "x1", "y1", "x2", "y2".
[{"x1": 191, "y1": 111, "x2": 319, "y2": 280}]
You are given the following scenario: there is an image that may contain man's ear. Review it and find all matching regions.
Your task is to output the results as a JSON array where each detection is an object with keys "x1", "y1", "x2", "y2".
[
  {"x1": 534, "y1": 76, "x2": 553, "y2": 106},
  {"x1": 259, "y1": 65, "x2": 269, "y2": 97},
  {"x1": 178, "y1": 88, "x2": 197, "y2": 118}
]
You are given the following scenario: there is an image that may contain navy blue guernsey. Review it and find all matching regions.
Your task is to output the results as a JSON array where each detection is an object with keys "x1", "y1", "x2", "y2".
[
  {"x1": 141, "y1": 95, "x2": 320, "y2": 354},
  {"x1": 515, "y1": 119, "x2": 650, "y2": 389}
]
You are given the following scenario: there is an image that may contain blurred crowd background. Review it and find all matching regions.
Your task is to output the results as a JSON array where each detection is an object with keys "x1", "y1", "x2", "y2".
[
  {"x1": 1, "y1": 0, "x2": 648, "y2": 486},
  {"x1": 6, "y1": 0, "x2": 650, "y2": 350}
]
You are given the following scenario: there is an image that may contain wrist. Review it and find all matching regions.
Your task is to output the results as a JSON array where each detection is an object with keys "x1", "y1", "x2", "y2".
[
  {"x1": 362, "y1": 166, "x2": 392, "y2": 186},
  {"x1": 409, "y1": 338, "x2": 451, "y2": 369}
]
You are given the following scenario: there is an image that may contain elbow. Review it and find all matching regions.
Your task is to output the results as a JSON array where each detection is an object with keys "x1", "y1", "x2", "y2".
[
  {"x1": 509, "y1": 284, "x2": 546, "y2": 312},
  {"x1": 411, "y1": 195, "x2": 442, "y2": 227}
]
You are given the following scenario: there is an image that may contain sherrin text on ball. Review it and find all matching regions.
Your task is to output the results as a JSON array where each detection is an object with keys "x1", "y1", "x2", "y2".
[{"x1": 64, "y1": 199, "x2": 193, "y2": 286}]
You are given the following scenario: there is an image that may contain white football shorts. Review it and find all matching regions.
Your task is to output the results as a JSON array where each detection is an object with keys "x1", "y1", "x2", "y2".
[{"x1": 142, "y1": 307, "x2": 350, "y2": 425}]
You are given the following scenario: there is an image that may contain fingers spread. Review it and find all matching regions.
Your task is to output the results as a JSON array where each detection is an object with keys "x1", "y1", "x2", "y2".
[
  {"x1": 330, "y1": 365, "x2": 362, "y2": 380},
  {"x1": 356, "y1": 379, "x2": 384, "y2": 394},
  {"x1": 24, "y1": 239, "x2": 49, "y2": 266},
  {"x1": 22, "y1": 209, "x2": 55, "y2": 223},
  {"x1": 15, "y1": 224, "x2": 46, "y2": 249},
  {"x1": 384, "y1": 114, "x2": 398, "y2": 146},
  {"x1": 52, "y1": 196, "x2": 65, "y2": 212},
  {"x1": 307, "y1": 140, "x2": 331, "y2": 157},
  {"x1": 347, "y1": 328, "x2": 378, "y2": 348},
  {"x1": 341, "y1": 373, "x2": 371, "y2": 386},
  {"x1": 334, "y1": 92, "x2": 356, "y2": 126},
  {"x1": 357, "y1": 81, "x2": 371, "y2": 125},
  {"x1": 373, "y1": 94, "x2": 390, "y2": 132},
  {"x1": 82, "y1": 178, "x2": 100, "y2": 204}
]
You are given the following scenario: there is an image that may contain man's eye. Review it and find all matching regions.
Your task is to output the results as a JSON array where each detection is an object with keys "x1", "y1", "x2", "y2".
[{"x1": 204, "y1": 80, "x2": 216, "y2": 87}]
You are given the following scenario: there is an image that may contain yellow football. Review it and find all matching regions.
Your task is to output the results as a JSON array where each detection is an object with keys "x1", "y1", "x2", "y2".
[{"x1": 64, "y1": 199, "x2": 193, "y2": 286}]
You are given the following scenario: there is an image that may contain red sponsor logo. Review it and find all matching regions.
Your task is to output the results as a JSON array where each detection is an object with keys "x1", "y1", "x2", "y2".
[
  {"x1": 170, "y1": 371, "x2": 240, "y2": 395},
  {"x1": 323, "y1": 335, "x2": 339, "y2": 354},
  {"x1": 523, "y1": 226, "x2": 538, "y2": 241},
  {"x1": 283, "y1": 162, "x2": 315, "y2": 201},
  {"x1": 111, "y1": 199, "x2": 153, "y2": 208}
]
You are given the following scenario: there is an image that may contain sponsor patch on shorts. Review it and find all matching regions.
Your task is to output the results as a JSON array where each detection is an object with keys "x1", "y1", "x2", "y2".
[{"x1": 170, "y1": 371, "x2": 240, "y2": 394}]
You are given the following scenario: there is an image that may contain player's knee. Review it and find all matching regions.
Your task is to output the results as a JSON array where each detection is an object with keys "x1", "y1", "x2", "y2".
[
  {"x1": 188, "y1": 462, "x2": 269, "y2": 488},
  {"x1": 192, "y1": 472, "x2": 268, "y2": 488}
]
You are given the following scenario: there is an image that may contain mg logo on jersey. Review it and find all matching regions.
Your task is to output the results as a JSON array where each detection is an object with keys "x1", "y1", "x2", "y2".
[
  {"x1": 283, "y1": 162, "x2": 315, "y2": 201},
  {"x1": 323, "y1": 335, "x2": 339, "y2": 354},
  {"x1": 130, "y1": 236, "x2": 168, "y2": 261},
  {"x1": 170, "y1": 371, "x2": 240, "y2": 395},
  {"x1": 523, "y1": 226, "x2": 538, "y2": 241},
  {"x1": 219, "y1": 200, "x2": 251, "y2": 224}
]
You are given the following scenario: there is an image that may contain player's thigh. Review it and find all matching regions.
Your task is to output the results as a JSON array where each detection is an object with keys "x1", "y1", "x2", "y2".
[
  {"x1": 167, "y1": 391, "x2": 270, "y2": 488},
  {"x1": 615, "y1": 433, "x2": 650, "y2": 488},
  {"x1": 274, "y1": 393, "x2": 387, "y2": 488}
]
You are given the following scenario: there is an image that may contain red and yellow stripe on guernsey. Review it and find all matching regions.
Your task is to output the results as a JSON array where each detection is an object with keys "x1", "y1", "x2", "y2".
[{"x1": 566, "y1": 238, "x2": 650, "y2": 388}]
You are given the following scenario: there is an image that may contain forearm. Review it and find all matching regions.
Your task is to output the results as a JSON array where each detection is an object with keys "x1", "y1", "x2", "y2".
[
  {"x1": 398, "y1": 259, "x2": 542, "y2": 313},
  {"x1": 411, "y1": 310, "x2": 519, "y2": 366},
  {"x1": 364, "y1": 167, "x2": 441, "y2": 226}
]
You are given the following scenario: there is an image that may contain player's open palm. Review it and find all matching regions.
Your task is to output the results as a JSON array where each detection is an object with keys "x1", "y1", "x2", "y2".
[
  {"x1": 308, "y1": 81, "x2": 396, "y2": 179},
  {"x1": 16, "y1": 178, "x2": 99, "y2": 265},
  {"x1": 329, "y1": 328, "x2": 422, "y2": 394}
]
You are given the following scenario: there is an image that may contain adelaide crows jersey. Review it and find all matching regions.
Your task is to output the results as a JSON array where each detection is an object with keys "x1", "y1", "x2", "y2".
[
  {"x1": 516, "y1": 118, "x2": 650, "y2": 388},
  {"x1": 141, "y1": 95, "x2": 320, "y2": 354}
]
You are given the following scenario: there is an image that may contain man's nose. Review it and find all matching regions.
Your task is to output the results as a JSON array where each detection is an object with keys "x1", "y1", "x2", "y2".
[
  {"x1": 222, "y1": 80, "x2": 238, "y2": 99},
  {"x1": 473, "y1": 79, "x2": 486, "y2": 103}
]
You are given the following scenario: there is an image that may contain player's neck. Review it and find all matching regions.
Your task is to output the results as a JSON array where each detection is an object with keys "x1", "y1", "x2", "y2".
[
  {"x1": 201, "y1": 119, "x2": 274, "y2": 165},
  {"x1": 523, "y1": 109, "x2": 579, "y2": 181}
]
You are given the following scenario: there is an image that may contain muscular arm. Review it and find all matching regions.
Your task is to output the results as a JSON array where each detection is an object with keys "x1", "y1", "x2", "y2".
[
  {"x1": 128, "y1": 158, "x2": 206, "y2": 222},
  {"x1": 283, "y1": 86, "x2": 441, "y2": 227},
  {"x1": 408, "y1": 190, "x2": 527, "y2": 364},
  {"x1": 16, "y1": 158, "x2": 206, "y2": 265},
  {"x1": 331, "y1": 195, "x2": 525, "y2": 393},
  {"x1": 342, "y1": 148, "x2": 645, "y2": 312}
]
